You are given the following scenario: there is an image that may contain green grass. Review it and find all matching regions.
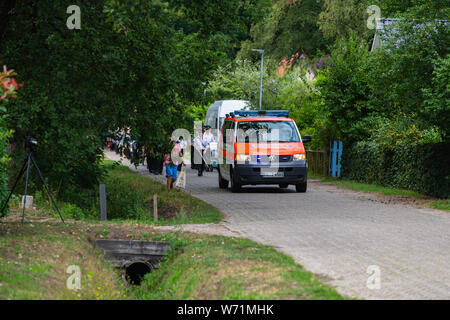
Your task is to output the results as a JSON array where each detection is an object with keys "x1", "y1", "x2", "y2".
[
  {"x1": 29, "y1": 160, "x2": 222, "y2": 224},
  {"x1": 321, "y1": 178, "x2": 423, "y2": 197},
  {"x1": 101, "y1": 160, "x2": 222, "y2": 224},
  {"x1": 430, "y1": 200, "x2": 450, "y2": 211},
  {"x1": 1, "y1": 212, "x2": 345, "y2": 300},
  {"x1": 0, "y1": 218, "x2": 127, "y2": 300},
  {"x1": 133, "y1": 233, "x2": 344, "y2": 300}
]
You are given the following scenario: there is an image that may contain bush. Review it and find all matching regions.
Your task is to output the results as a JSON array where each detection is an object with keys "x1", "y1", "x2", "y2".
[
  {"x1": 0, "y1": 65, "x2": 20, "y2": 217},
  {"x1": 104, "y1": 174, "x2": 147, "y2": 220},
  {"x1": 342, "y1": 141, "x2": 450, "y2": 198}
]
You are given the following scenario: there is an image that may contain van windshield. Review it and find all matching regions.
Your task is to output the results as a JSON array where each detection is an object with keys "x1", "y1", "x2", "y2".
[{"x1": 237, "y1": 121, "x2": 300, "y2": 143}]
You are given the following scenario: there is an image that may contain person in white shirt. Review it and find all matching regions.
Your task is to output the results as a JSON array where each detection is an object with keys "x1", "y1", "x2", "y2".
[
  {"x1": 202, "y1": 125, "x2": 215, "y2": 173},
  {"x1": 202, "y1": 126, "x2": 215, "y2": 149},
  {"x1": 193, "y1": 132, "x2": 204, "y2": 175}
]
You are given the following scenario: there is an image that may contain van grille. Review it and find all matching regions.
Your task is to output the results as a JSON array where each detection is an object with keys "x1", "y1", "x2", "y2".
[{"x1": 250, "y1": 155, "x2": 292, "y2": 163}]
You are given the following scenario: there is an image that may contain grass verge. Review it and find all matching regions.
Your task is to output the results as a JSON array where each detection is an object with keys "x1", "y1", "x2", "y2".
[
  {"x1": 134, "y1": 234, "x2": 344, "y2": 300},
  {"x1": 319, "y1": 177, "x2": 449, "y2": 211},
  {"x1": 102, "y1": 160, "x2": 222, "y2": 224},
  {"x1": 0, "y1": 210, "x2": 344, "y2": 300},
  {"x1": 23, "y1": 160, "x2": 222, "y2": 225},
  {"x1": 0, "y1": 216, "x2": 127, "y2": 299}
]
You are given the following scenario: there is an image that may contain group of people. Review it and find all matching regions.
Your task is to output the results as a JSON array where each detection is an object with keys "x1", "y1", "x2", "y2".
[
  {"x1": 192, "y1": 125, "x2": 215, "y2": 176},
  {"x1": 108, "y1": 125, "x2": 215, "y2": 190},
  {"x1": 107, "y1": 129, "x2": 139, "y2": 160},
  {"x1": 162, "y1": 125, "x2": 216, "y2": 190}
]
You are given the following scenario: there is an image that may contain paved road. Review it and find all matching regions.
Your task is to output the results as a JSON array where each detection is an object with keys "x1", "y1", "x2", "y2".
[{"x1": 106, "y1": 151, "x2": 450, "y2": 299}]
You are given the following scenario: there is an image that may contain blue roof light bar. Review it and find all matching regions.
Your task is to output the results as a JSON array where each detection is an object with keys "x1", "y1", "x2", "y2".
[{"x1": 233, "y1": 110, "x2": 289, "y2": 117}]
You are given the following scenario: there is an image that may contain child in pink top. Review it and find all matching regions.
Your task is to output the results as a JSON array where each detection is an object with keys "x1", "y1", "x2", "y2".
[{"x1": 165, "y1": 141, "x2": 182, "y2": 190}]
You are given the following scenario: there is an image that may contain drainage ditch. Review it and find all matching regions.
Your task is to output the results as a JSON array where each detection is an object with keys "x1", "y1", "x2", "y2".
[{"x1": 91, "y1": 239, "x2": 172, "y2": 286}]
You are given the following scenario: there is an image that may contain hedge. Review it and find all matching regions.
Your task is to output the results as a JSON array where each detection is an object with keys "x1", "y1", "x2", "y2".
[{"x1": 342, "y1": 141, "x2": 450, "y2": 199}]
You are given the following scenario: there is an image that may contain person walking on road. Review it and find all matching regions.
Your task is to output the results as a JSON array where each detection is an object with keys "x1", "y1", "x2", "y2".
[
  {"x1": 202, "y1": 125, "x2": 215, "y2": 172},
  {"x1": 193, "y1": 131, "x2": 204, "y2": 176},
  {"x1": 165, "y1": 140, "x2": 182, "y2": 190},
  {"x1": 177, "y1": 137, "x2": 186, "y2": 172}
]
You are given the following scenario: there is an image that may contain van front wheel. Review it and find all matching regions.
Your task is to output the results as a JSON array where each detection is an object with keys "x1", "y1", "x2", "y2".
[
  {"x1": 295, "y1": 181, "x2": 307, "y2": 193},
  {"x1": 218, "y1": 168, "x2": 229, "y2": 189},
  {"x1": 230, "y1": 169, "x2": 241, "y2": 193}
]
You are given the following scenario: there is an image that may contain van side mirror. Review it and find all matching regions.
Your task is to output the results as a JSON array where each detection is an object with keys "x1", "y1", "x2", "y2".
[{"x1": 302, "y1": 135, "x2": 312, "y2": 143}]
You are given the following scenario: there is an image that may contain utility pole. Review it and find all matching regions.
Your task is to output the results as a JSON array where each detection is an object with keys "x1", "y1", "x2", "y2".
[{"x1": 251, "y1": 49, "x2": 264, "y2": 111}]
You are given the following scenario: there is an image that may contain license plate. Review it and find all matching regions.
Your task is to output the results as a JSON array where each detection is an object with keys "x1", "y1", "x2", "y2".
[{"x1": 261, "y1": 168, "x2": 284, "y2": 177}]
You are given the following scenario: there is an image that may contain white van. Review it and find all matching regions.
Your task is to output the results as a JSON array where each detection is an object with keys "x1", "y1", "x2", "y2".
[{"x1": 204, "y1": 100, "x2": 250, "y2": 167}]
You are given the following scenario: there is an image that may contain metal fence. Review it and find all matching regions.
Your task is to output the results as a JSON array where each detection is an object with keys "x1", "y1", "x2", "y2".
[{"x1": 306, "y1": 150, "x2": 328, "y2": 176}]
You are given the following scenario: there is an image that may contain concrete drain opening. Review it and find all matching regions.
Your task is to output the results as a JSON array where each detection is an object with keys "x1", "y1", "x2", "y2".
[
  {"x1": 91, "y1": 239, "x2": 172, "y2": 286},
  {"x1": 123, "y1": 261, "x2": 154, "y2": 286}
]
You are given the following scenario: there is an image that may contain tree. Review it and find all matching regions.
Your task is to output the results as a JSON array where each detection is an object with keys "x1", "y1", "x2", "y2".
[
  {"x1": 238, "y1": 0, "x2": 327, "y2": 60},
  {"x1": 315, "y1": 36, "x2": 372, "y2": 143},
  {"x1": 206, "y1": 59, "x2": 282, "y2": 108},
  {"x1": 0, "y1": 0, "x2": 185, "y2": 199},
  {"x1": 317, "y1": 0, "x2": 371, "y2": 41},
  {"x1": 168, "y1": 0, "x2": 271, "y2": 58},
  {"x1": 422, "y1": 55, "x2": 450, "y2": 139},
  {"x1": 376, "y1": 0, "x2": 450, "y2": 20},
  {"x1": 367, "y1": 20, "x2": 449, "y2": 137}
]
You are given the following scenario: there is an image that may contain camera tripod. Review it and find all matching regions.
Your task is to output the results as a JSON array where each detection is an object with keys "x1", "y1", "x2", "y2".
[{"x1": 0, "y1": 150, "x2": 65, "y2": 224}]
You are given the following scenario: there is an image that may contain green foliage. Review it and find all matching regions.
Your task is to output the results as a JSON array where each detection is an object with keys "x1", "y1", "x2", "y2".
[
  {"x1": 367, "y1": 20, "x2": 449, "y2": 134},
  {"x1": 317, "y1": 0, "x2": 372, "y2": 41},
  {"x1": 276, "y1": 69, "x2": 326, "y2": 149},
  {"x1": 1, "y1": 0, "x2": 241, "y2": 195},
  {"x1": 238, "y1": 0, "x2": 327, "y2": 60},
  {"x1": 342, "y1": 141, "x2": 450, "y2": 198},
  {"x1": 207, "y1": 59, "x2": 281, "y2": 108},
  {"x1": 375, "y1": 0, "x2": 450, "y2": 19},
  {"x1": 184, "y1": 104, "x2": 209, "y2": 123},
  {"x1": 2, "y1": 1, "x2": 128, "y2": 193},
  {"x1": 104, "y1": 173, "x2": 147, "y2": 220},
  {"x1": 367, "y1": 114, "x2": 443, "y2": 147},
  {"x1": 102, "y1": 161, "x2": 221, "y2": 224},
  {"x1": 422, "y1": 54, "x2": 450, "y2": 139},
  {"x1": 316, "y1": 18, "x2": 449, "y2": 143},
  {"x1": 0, "y1": 66, "x2": 18, "y2": 217},
  {"x1": 169, "y1": 0, "x2": 271, "y2": 58},
  {"x1": 0, "y1": 106, "x2": 10, "y2": 217},
  {"x1": 315, "y1": 35, "x2": 372, "y2": 143}
]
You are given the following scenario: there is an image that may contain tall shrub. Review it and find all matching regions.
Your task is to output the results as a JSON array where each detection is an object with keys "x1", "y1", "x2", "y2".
[{"x1": 0, "y1": 65, "x2": 20, "y2": 217}]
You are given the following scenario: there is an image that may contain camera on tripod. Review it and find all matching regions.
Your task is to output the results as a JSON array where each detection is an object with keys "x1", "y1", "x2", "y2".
[
  {"x1": 0, "y1": 135, "x2": 64, "y2": 224},
  {"x1": 25, "y1": 136, "x2": 38, "y2": 152}
]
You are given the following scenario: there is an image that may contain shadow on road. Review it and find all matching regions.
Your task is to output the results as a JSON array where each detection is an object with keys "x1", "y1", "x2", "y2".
[{"x1": 230, "y1": 186, "x2": 297, "y2": 194}]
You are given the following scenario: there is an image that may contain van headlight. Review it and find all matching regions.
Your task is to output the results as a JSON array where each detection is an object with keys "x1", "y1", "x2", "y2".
[
  {"x1": 236, "y1": 154, "x2": 251, "y2": 162},
  {"x1": 293, "y1": 153, "x2": 306, "y2": 161}
]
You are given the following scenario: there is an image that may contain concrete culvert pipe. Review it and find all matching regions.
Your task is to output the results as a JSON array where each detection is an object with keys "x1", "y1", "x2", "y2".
[{"x1": 123, "y1": 261, "x2": 153, "y2": 286}]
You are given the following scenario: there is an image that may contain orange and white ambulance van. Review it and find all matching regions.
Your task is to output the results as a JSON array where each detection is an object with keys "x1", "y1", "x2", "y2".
[{"x1": 217, "y1": 110, "x2": 311, "y2": 193}]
